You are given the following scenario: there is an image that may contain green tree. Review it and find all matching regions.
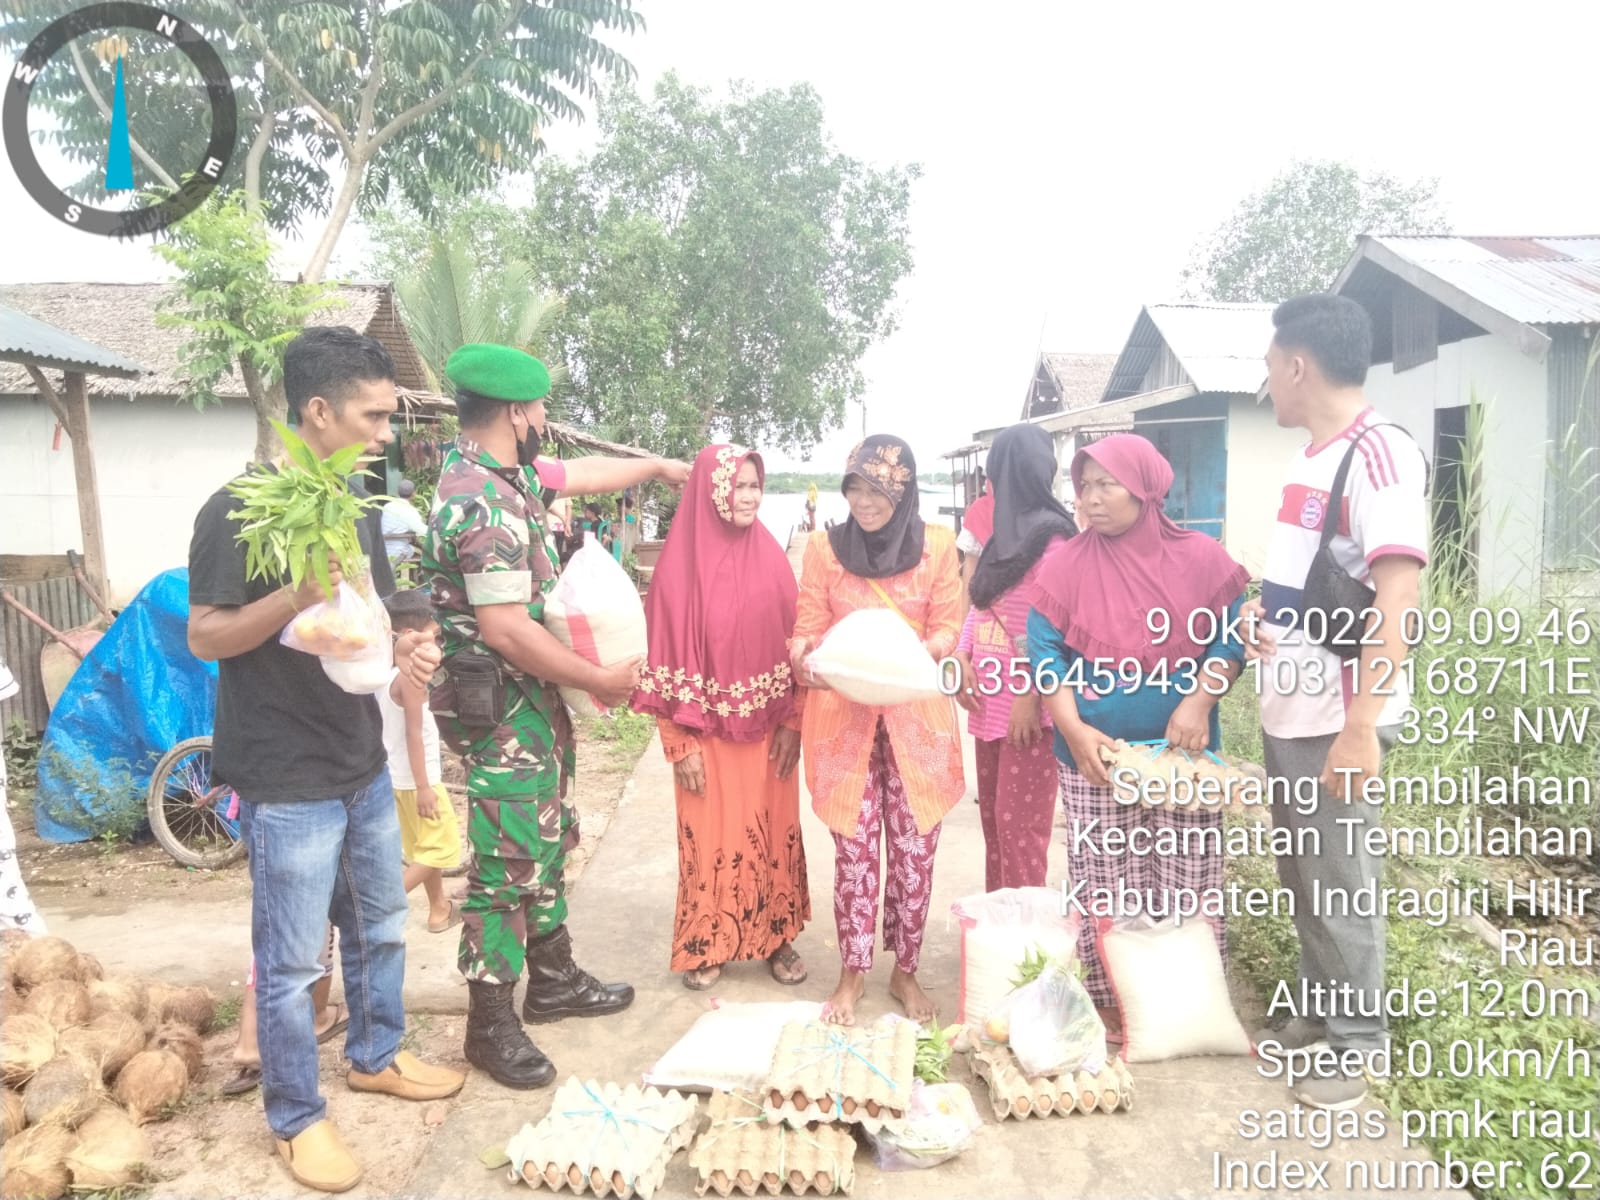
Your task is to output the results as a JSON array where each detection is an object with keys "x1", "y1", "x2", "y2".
[
  {"x1": 371, "y1": 76, "x2": 920, "y2": 459},
  {"x1": 383, "y1": 225, "x2": 573, "y2": 404},
  {"x1": 1182, "y1": 160, "x2": 1449, "y2": 302},
  {"x1": 150, "y1": 191, "x2": 335, "y2": 463},
  {"x1": 1, "y1": 0, "x2": 641, "y2": 280}
]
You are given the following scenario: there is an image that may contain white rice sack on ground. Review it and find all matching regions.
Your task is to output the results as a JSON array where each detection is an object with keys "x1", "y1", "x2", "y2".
[
  {"x1": 544, "y1": 539, "x2": 647, "y2": 717},
  {"x1": 950, "y1": 886, "x2": 1081, "y2": 1027},
  {"x1": 806, "y1": 608, "x2": 942, "y2": 705}
]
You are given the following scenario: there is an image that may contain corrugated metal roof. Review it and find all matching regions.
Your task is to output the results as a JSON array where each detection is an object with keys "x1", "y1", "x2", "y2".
[
  {"x1": 1363, "y1": 235, "x2": 1600, "y2": 325},
  {"x1": 1104, "y1": 302, "x2": 1272, "y2": 401},
  {"x1": 1144, "y1": 302, "x2": 1275, "y2": 393},
  {"x1": 0, "y1": 301, "x2": 143, "y2": 378}
]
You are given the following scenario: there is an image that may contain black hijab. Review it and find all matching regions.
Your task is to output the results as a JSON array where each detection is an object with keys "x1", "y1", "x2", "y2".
[
  {"x1": 829, "y1": 434, "x2": 926, "y2": 579},
  {"x1": 968, "y1": 423, "x2": 1076, "y2": 610}
]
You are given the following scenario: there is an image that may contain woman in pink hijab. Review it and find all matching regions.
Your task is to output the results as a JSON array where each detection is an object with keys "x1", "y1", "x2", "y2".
[{"x1": 1025, "y1": 433, "x2": 1251, "y2": 1045}]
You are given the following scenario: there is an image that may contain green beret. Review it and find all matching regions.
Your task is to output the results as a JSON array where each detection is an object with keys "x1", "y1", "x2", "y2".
[{"x1": 444, "y1": 343, "x2": 551, "y2": 402}]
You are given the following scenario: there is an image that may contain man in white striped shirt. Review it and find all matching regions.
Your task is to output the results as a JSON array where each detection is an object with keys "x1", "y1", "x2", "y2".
[{"x1": 1243, "y1": 294, "x2": 1428, "y2": 1111}]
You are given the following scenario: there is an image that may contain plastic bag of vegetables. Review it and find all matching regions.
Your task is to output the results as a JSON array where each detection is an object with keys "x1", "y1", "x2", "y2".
[
  {"x1": 227, "y1": 422, "x2": 394, "y2": 694},
  {"x1": 863, "y1": 1080, "x2": 982, "y2": 1171},
  {"x1": 287, "y1": 569, "x2": 394, "y2": 694},
  {"x1": 985, "y1": 957, "x2": 1105, "y2": 1079}
]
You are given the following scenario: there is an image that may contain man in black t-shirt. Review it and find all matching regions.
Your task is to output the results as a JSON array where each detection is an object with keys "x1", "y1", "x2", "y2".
[{"x1": 187, "y1": 327, "x2": 465, "y2": 1194}]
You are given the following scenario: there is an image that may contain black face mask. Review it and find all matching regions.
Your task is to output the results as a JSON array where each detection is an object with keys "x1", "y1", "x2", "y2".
[
  {"x1": 517, "y1": 425, "x2": 542, "y2": 467},
  {"x1": 515, "y1": 406, "x2": 542, "y2": 467}
]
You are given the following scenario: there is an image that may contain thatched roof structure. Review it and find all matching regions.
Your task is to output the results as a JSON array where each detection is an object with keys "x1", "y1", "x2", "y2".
[
  {"x1": 1021, "y1": 352, "x2": 1119, "y2": 420},
  {"x1": 0, "y1": 280, "x2": 652, "y2": 459},
  {"x1": 0, "y1": 281, "x2": 429, "y2": 397},
  {"x1": 396, "y1": 387, "x2": 650, "y2": 459}
]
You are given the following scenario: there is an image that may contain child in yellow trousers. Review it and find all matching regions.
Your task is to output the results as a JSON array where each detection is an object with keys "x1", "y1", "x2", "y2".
[{"x1": 382, "y1": 590, "x2": 463, "y2": 932}]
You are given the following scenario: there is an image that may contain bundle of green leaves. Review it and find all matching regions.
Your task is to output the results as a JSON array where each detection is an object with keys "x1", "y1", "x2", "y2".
[{"x1": 226, "y1": 421, "x2": 380, "y2": 600}]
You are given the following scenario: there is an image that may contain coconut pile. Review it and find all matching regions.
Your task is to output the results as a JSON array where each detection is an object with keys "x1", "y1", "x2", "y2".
[{"x1": 1, "y1": 931, "x2": 215, "y2": 1200}]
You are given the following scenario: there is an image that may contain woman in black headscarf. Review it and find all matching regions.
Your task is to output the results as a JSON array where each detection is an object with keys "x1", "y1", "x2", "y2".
[
  {"x1": 787, "y1": 435, "x2": 965, "y2": 1026},
  {"x1": 952, "y1": 424, "x2": 1077, "y2": 888}
]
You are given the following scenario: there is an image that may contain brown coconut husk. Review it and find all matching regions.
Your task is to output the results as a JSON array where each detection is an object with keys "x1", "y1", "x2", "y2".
[
  {"x1": 88, "y1": 977, "x2": 148, "y2": 1023},
  {"x1": 1, "y1": 1013, "x2": 59, "y2": 1087},
  {"x1": 112, "y1": 1049, "x2": 187, "y2": 1124},
  {"x1": 1, "y1": 978, "x2": 19, "y2": 1015},
  {"x1": 158, "y1": 985, "x2": 216, "y2": 1034},
  {"x1": 21, "y1": 1055, "x2": 101, "y2": 1129},
  {"x1": 65, "y1": 1105, "x2": 151, "y2": 1192},
  {"x1": 1, "y1": 1087, "x2": 24, "y2": 1137},
  {"x1": 72, "y1": 954, "x2": 104, "y2": 984},
  {"x1": 23, "y1": 981, "x2": 90, "y2": 1030},
  {"x1": 59, "y1": 1013, "x2": 144, "y2": 1081},
  {"x1": 11, "y1": 938, "x2": 81, "y2": 992},
  {"x1": 0, "y1": 928, "x2": 30, "y2": 988},
  {"x1": 139, "y1": 983, "x2": 176, "y2": 1033},
  {"x1": 0, "y1": 1120, "x2": 74, "y2": 1200},
  {"x1": 149, "y1": 1022, "x2": 204, "y2": 1083}
]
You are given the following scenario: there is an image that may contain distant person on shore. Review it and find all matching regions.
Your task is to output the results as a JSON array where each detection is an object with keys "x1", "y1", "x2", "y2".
[{"x1": 619, "y1": 492, "x2": 639, "y2": 559}]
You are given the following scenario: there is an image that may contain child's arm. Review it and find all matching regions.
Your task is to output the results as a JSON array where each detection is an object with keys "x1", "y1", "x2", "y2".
[{"x1": 394, "y1": 675, "x2": 439, "y2": 819}]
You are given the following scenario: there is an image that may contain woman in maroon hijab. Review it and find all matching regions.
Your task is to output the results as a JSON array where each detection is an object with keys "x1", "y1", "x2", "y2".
[
  {"x1": 1026, "y1": 434, "x2": 1251, "y2": 1043},
  {"x1": 632, "y1": 446, "x2": 810, "y2": 990}
]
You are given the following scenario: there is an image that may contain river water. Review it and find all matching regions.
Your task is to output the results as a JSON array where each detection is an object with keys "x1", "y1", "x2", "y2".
[{"x1": 755, "y1": 489, "x2": 957, "y2": 546}]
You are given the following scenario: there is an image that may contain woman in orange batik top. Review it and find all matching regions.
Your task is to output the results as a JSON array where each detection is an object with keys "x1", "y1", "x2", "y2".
[
  {"x1": 632, "y1": 446, "x2": 810, "y2": 991},
  {"x1": 789, "y1": 435, "x2": 965, "y2": 1026}
]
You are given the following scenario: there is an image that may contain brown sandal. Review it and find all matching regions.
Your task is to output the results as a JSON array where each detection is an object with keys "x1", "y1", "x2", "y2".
[
  {"x1": 682, "y1": 965, "x2": 722, "y2": 990},
  {"x1": 768, "y1": 943, "x2": 807, "y2": 985}
]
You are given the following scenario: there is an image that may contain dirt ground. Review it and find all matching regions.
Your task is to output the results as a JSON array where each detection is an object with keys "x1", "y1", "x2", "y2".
[
  {"x1": 6, "y1": 723, "x2": 647, "y2": 1200},
  {"x1": 11, "y1": 728, "x2": 637, "y2": 913}
]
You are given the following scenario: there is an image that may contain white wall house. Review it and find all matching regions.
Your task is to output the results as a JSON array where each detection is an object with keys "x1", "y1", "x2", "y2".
[
  {"x1": 1333, "y1": 235, "x2": 1600, "y2": 602},
  {"x1": 0, "y1": 282, "x2": 429, "y2": 607}
]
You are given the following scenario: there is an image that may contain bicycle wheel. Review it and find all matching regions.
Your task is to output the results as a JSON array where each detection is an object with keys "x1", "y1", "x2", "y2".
[{"x1": 146, "y1": 736, "x2": 246, "y2": 869}]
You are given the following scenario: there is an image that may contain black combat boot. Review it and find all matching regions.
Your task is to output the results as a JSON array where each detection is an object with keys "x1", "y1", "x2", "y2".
[
  {"x1": 464, "y1": 980, "x2": 555, "y2": 1089},
  {"x1": 521, "y1": 925, "x2": 635, "y2": 1024}
]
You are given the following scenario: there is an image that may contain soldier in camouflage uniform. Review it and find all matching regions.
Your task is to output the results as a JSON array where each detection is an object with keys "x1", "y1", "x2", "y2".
[{"x1": 422, "y1": 343, "x2": 689, "y2": 1089}]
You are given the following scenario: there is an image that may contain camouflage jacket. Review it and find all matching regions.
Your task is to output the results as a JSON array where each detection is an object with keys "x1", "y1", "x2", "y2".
[{"x1": 422, "y1": 436, "x2": 563, "y2": 677}]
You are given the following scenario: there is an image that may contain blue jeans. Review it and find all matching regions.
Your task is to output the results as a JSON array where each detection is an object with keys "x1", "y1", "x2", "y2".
[{"x1": 240, "y1": 767, "x2": 408, "y2": 1139}]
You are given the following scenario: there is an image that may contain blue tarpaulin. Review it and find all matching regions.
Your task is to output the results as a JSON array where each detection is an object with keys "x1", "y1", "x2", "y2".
[{"x1": 34, "y1": 569, "x2": 216, "y2": 843}]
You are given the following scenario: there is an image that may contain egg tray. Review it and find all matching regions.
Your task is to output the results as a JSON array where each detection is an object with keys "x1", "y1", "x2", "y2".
[
  {"x1": 507, "y1": 1078, "x2": 701, "y2": 1200},
  {"x1": 689, "y1": 1091, "x2": 855, "y2": 1197},
  {"x1": 971, "y1": 1045, "x2": 1134, "y2": 1120},
  {"x1": 761, "y1": 1019, "x2": 916, "y2": 1133}
]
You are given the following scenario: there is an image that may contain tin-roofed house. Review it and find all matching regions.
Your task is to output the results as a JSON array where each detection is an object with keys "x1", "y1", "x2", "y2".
[
  {"x1": 1333, "y1": 234, "x2": 1600, "y2": 602},
  {"x1": 1020, "y1": 303, "x2": 1304, "y2": 575}
]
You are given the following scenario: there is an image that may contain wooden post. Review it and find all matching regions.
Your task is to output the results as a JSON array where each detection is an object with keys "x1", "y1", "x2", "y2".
[{"x1": 60, "y1": 372, "x2": 109, "y2": 604}]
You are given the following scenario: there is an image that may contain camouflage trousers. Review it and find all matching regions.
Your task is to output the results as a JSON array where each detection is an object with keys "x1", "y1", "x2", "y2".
[{"x1": 444, "y1": 687, "x2": 578, "y2": 984}]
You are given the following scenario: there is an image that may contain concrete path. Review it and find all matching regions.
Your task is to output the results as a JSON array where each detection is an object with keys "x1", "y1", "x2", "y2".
[
  {"x1": 49, "y1": 734, "x2": 1456, "y2": 1198},
  {"x1": 401, "y1": 738, "x2": 1452, "y2": 1200}
]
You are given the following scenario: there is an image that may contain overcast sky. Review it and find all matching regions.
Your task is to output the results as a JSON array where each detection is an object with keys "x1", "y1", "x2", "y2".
[{"x1": 4, "y1": 0, "x2": 1597, "y2": 473}]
